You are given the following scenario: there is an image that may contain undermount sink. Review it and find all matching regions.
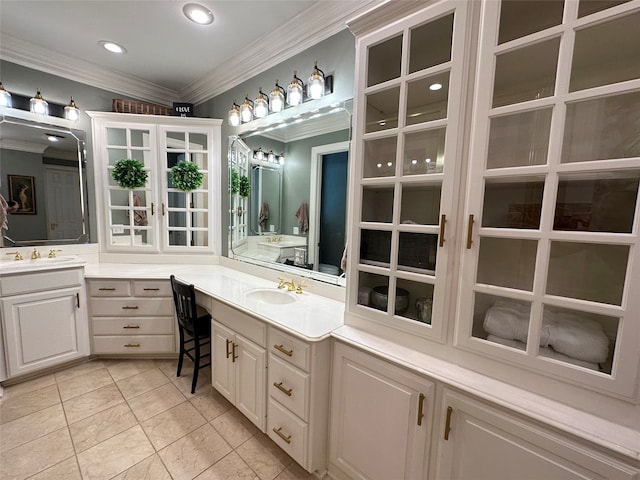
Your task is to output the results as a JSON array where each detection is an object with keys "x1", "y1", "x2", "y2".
[
  {"x1": 244, "y1": 288, "x2": 298, "y2": 305},
  {"x1": 0, "y1": 255, "x2": 84, "y2": 274}
]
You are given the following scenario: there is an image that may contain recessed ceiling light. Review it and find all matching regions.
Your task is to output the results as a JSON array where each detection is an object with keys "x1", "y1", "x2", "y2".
[
  {"x1": 183, "y1": 3, "x2": 214, "y2": 25},
  {"x1": 429, "y1": 83, "x2": 443, "y2": 91},
  {"x1": 98, "y1": 40, "x2": 127, "y2": 54}
]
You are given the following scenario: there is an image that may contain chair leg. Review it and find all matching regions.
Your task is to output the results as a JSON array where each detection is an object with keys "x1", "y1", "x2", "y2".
[
  {"x1": 177, "y1": 327, "x2": 185, "y2": 378},
  {"x1": 191, "y1": 338, "x2": 200, "y2": 394}
]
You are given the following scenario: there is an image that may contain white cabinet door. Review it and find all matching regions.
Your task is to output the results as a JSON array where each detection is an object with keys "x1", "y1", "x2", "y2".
[
  {"x1": 211, "y1": 321, "x2": 235, "y2": 403},
  {"x1": 2, "y1": 286, "x2": 89, "y2": 377},
  {"x1": 235, "y1": 334, "x2": 266, "y2": 431},
  {"x1": 434, "y1": 389, "x2": 638, "y2": 480},
  {"x1": 329, "y1": 342, "x2": 434, "y2": 480}
]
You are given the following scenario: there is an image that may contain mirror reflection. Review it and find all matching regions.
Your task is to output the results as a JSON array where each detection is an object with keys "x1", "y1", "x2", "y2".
[
  {"x1": 228, "y1": 102, "x2": 351, "y2": 285},
  {"x1": 0, "y1": 112, "x2": 88, "y2": 247}
]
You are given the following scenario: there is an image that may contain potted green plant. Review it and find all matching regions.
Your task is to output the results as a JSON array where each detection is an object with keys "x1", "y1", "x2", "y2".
[
  {"x1": 230, "y1": 168, "x2": 240, "y2": 195},
  {"x1": 239, "y1": 175, "x2": 250, "y2": 197},
  {"x1": 171, "y1": 161, "x2": 203, "y2": 192},
  {"x1": 111, "y1": 158, "x2": 148, "y2": 189}
]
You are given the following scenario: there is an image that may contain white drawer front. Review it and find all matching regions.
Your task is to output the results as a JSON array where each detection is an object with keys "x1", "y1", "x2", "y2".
[
  {"x1": 92, "y1": 335, "x2": 175, "y2": 354},
  {"x1": 88, "y1": 280, "x2": 131, "y2": 297},
  {"x1": 92, "y1": 316, "x2": 174, "y2": 335},
  {"x1": 268, "y1": 399, "x2": 308, "y2": 467},
  {"x1": 1, "y1": 268, "x2": 83, "y2": 296},
  {"x1": 269, "y1": 355, "x2": 309, "y2": 421},
  {"x1": 132, "y1": 280, "x2": 172, "y2": 297},
  {"x1": 211, "y1": 301, "x2": 266, "y2": 347},
  {"x1": 269, "y1": 328, "x2": 310, "y2": 372},
  {"x1": 91, "y1": 298, "x2": 173, "y2": 317}
]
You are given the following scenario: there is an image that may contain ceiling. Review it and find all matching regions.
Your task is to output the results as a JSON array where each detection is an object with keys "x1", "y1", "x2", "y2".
[{"x1": 0, "y1": 0, "x2": 379, "y2": 106}]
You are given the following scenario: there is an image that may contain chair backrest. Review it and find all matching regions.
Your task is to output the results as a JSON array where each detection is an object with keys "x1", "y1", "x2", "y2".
[{"x1": 170, "y1": 274, "x2": 202, "y2": 333}]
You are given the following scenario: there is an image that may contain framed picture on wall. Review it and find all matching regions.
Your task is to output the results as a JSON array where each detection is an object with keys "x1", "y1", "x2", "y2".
[{"x1": 8, "y1": 175, "x2": 36, "y2": 214}]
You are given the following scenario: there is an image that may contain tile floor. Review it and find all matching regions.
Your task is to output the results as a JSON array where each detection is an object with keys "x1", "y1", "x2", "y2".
[{"x1": 0, "y1": 359, "x2": 319, "y2": 480}]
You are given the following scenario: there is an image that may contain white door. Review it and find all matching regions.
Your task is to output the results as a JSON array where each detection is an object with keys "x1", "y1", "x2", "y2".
[
  {"x1": 44, "y1": 165, "x2": 82, "y2": 240},
  {"x1": 211, "y1": 321, "x2": 235, "y2": 403},
  {"x1": 235, "y1": 335, "x2": 266, "y2": 431}
]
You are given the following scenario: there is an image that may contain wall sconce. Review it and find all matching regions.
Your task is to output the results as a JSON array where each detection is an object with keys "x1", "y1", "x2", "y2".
[
  {"x1": 267, "y1": 150, "x2": 275, "y2": 163},
  {"x1": 0, "y1": 82, "x2": 12, "y2": 107},
  {"x1": 287, "y1": 71, "x2": 304, "y2": 107},
  {"x1": 254, "y1": 88, "x2": 269, "y2": 119},
  {"x1": 307, "y1": 61, "x2": 325, "y2": 100},
  {"x1": 240, "y1": 95, "x2": 254, "y2": 123},
  {"x1": 63, "y1": 97, "x2": 80, "y2": 122},
  {"x1": 254, "y1": 147, "x2": 265, "y2": 161},
  {"x1": 278, "y1": 153, "x2": 285, "y2": 165},
  {"x1": 30, "y1": 89, "x2": 49, "y2": 115},
  {"x1": 269, "y1": 80, "x2": 286, "y2": 113},
  {"x1": 228, "y1": 101, "x2": 241, "y2": 126}
]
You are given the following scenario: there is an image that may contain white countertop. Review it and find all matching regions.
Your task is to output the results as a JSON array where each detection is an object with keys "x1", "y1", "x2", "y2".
[
  {"x1": 84, "y1": 263, "x2": 344, "y2": 341},
  {"x1": 0, "y1": 255, "x2": 87, "y2": 275}
]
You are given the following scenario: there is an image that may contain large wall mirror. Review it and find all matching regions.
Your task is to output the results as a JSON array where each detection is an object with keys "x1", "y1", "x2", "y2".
[
  {"x1": 228, "y1": 101, "x2": 351, "y2": 286},
  {"x1": 0, "y1": 110, "x2": 89, "y2": 248}
]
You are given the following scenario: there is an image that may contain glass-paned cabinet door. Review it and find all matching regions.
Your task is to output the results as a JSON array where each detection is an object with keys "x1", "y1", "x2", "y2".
[
  {"x1": 349, "y1": 1, "x2": 471, "y2": 340},
  {"x1": 159, "y1": 126, "x2": 213, "y2": 251},
  {"x1": 458, "y1": 0, "x2": 640, "y2": 398},
  {"x1": 228, "y1": 137, "x2": 250, "y2": 250},
  {"x1": 103, "y1": 124, "x2": 157, "y2": 250}
]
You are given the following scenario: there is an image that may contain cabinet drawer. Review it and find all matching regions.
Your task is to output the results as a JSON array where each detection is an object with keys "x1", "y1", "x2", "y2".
[
  {"x1": 211, "y1": 300, "x2": 266, "y2": 347},
  {"x1": 1, "y1": 268, "x2": 83, "y2": 296},
  {"x1": 92, "y1": 335, "x2": 175, "y2": 354},
  {"x1": 90, "y1": 297, "x2": 173, "y2": 317},
  {"x1": 268, "y1": 399, "x2": 308, "y2": 467},
  {"x1": 269, "y1": 355, "x2": 309, "y2": 421},
  {"x1": 88, "y1": 280, "x2": 131, "y2": 297},
  {"x1": 92, "y1": 316, "x2": 174, "y2": 335},
  {"x1": 269, "y1": 328, "x2": 310, "y2": 371},
  {"x1": 132, "y1": 280, "x2": 171, "y2": 297}
]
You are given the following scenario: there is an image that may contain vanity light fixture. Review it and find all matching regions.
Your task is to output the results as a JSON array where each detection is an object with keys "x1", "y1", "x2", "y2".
[
  {"x1": 183, "y1": 3, "x2": 214, "y2": 25},
  {"x1": 98, "y1": 40, "x2": 127, "y2": 54},
  {"x1": 307, "y1": 61, "x2": 326, "y2": 100},
  {"x1": 287, "y1": 71, "x2": 304, "y2": 107},
  {"x1": 29, "y1": 89, "x2": 49, "y2": 115},
  {"x1": 64, "y1": 97, "x2": 80, "y2": 122},
  {"x1": 269, "y1": 80, "x2": 286, "y2": 113},
  {"x1": 254, "y1": 147, "x2": 265, "y2": 161},
  {"x1": 254, "y1": 88, "x2": 269, "y2": 119},
  {"x1": 278, "y1": 154, "x2": 285, "y2": 165},
  {"x1": 0, "y1": 82, "x2": 12, "y2": 107},
  {"x1": 228, "y1": 101, "x2": 241, "y2": 126},
  {"x1": 240, "y1": 96, "x2": 254, "y2": 123},
  {"x1": 267, "y1": 150, "x2": 276, "y2": 163}
]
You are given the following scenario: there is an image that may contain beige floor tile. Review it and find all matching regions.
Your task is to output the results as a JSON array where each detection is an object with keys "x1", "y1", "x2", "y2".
[
  {"x1": 68, "y1": 402, "x2": 137, "y2": 453},
  {"x1": 27, "y1": 457, "x2": 82, "y2": 480},
  {"x1": 195, "y1": 451, "x2": 260, "y2": 480},
  {"x1": 237, "y1": 433, "x2": 292, "y2": 480},
  {"x1": 63, "y1": 383, "x2": 124, "y2": 424},
  {"x1": 105, "y1": 359, "x2": 158, "y2": 381},
  {"x1": 171, "y1": 365, "x2": 212, "y2": 397},
  {"x1": 0, "y1": 427, "x2": 74, "y2": 480},
  {"x1": 189, "y1": 387, "x2": 233, "y2": 421},
  {"x1": 141, "y1": 400, "x2": 207, "y2": 450},
  {"x1": 274, "y1": 461, "x2": 318, "y2": 480},
  {"x1": 0, "y1": 383, "x2": 60, "y2": 424},
  {"x1": 76, "y1": 425, "x2": 155, "y2": 480},
  {"x1": 57, "y1": 367, "x2": 114, "y2": 401},
  {"x1": 127, "y1": 382, "x2": 186, "y2": 422},
  {"x1": 116, "y1": 366, "x2": 170, "y2": 400},
  {"x1": 0, "y1": 404, "x2": 66, "y2": 453},
  {"x1": 54, "y1": 360, "x2": 106, "y2": 383},
  {"x1": 211, "y1": 408, "x2": 259, "y2": 448},
  {"x1": 155, "y1": 358, "x2": 179, "y2": 377},
  {"x1": 111, "y1": 454, "x2": 173, "y2": 480},
  {"x1": 159, "y1": 423, "x2": 233, "y2": 480},
  {"x1": 0, "y1": 373, "x2": 56, "y2": 400}
]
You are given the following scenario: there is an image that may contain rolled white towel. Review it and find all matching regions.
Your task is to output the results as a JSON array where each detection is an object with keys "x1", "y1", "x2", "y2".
[
  {"x1": 543, "y1": 312, "x2": 609, "y2": 364},
  {"x1": 483, "y1": 306, "x2": 529, "y2": 343}
]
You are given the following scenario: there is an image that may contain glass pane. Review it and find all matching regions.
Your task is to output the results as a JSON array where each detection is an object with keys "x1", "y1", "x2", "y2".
[
  {"x1": 363, "y1": 136, "x2": 397, "y2": 178},
  {"x1": 166, "y1": 131, "x2": 185, "y2": 149},
  {"x1": 108, "y1": 190, "x2": 129, "y2": 208},
  {"x1": 547, "y1": 241, "x2": 629, "y2": 305},
  {"x1": 192, "y1": 212, "x2": 208, "y2": 228},
  {"x1": 167, "y1": 191, "x2": 186, "y2": 208},
  {"x1": 365, "y1": 87, "x2": 400, "y2": 133},
  {"x1": 493, "y1": 38, "x2": 560, "y2": 108},
  {"x1": 192, "y1": 230, "x2": 209, "y2": 247},
  {"x1": 487, "y1": 108, "x2": 552, "y2": 168},
  {"x1": 498, "y1": 0, "x2": 564, "y2": 44},
  {"x1": 188, "y1": 153, "x2": 208, "y2": 170},
  {"x1": 130, "y1": 129, "x2": 150, "y2": 148},
  {"x1": 406, "y1": 72, "x2": 449, "y2": 126},
  {"x1": 397, "y1": 278, "x2": 435, "y2": 324},
  {"x1": 403, "y1": 129, "x2": 446, "y2": 175},
  {"x1": 477, "y1": 237, "x2": 537, "y2": 291},
  {"x1": 562, "y1": 91, "x2": 640, "y2": 162},
  {"x1": 554, "y1": 175, "x2": 639, "y2": 233},
  {"x1": 168, "y1": 230, "x2": 188, "y2": 246},
  {"x1": 370, "y1": 285, "x2": 411, "y2": 315},
  {"x1": 189, "y1": 132, "x2": 208, "y2": 150},
  {"x1": 482, "y1": 180, "x2": 545, "y2": 228},
  {"x1": 111, "y1": 228, "x2": 149, "y2": 246},
  {"x1": 409, "y1": 14, "x2": 453, "y2": 73},
  {"x1": 401, "y1": 185, "x2": 441, "y2": 225},
  {"x1": 192, "y1": 192, "x2": 209, "y2": 209},
  {"x1": 360, "y1": 229, "x2": 391, "y2": 266},
  {"x1": 578, "y1": 0, "x2": 629, "y2": 17},
  {"x1": 106, "y1": 127, "x2": 126, "y2": 146},
  {"x1": 362, "y1": 186, "x2": 394, "y2": 223},
  {"x1": 107, "y1": 148, "x2": 128, "y2": 166},
  {"x1": 473, "y1": 294, "x2": 531, "y2": 347},
  {"x1": 367, "y1": 35, "x2": 402, "y2": 87},
  {"x1": 538, "y1": 304, "x2": 615, "y2": 373},
  {"x1": 398, "y1": 232, "x2": 438, "y2": 273},
  {"x1": 357, "y1": 272, "x2": 389, "y2": 309},
  {"x1": 169, "y1": 211, "x2": 186, "y2": 228},
  {"x1": 570, "y1": 12, "x2": 640, "y2": 92}
]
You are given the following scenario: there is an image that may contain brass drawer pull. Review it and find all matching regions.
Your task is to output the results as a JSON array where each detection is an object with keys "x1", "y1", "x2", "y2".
[
  {"x1": 226, "y1": 339, "x2": 232, "y2": 358},
  {"x1": 273, "y1": 344, "x2": 293, "y2": 357},
  {"x1": 273, "y1": 382, "x2": 293, "y2": 397},
  {"x1": 466, "y1": 214, "x2": 474, "y2": 250},
  {"x1": 124, "y1": 343, "x2": 141, "y2": 348},
  {"x1": 143, "y1": 288, "x2": 160, "y2": 291},
  {"x1": 417, "y1": 393, "x2": 425, "y2": 426},
  {"x1": 98, "y1": 287, "x2": 116, "y2": 291},
  {"x1": 439, "y1": 214, "x2": 446, "y2": 248},
  {"x1": 272, "y1": 427, "x2": 291, "y2": 444},
  {"x1": 123, "y1": 325, "x2": 140, "y2": 329},
  {"x1": 232, "y1": 342, "x2": 238, "y2": 362},
  {"x1": 444, "y1": 405, "x2": 453, "y2": 440},
  {"x1": 122, "y1": 306, "x2": 139, "y2": 310}
]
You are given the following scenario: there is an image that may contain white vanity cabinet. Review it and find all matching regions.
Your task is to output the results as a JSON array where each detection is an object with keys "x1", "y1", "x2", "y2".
[
  {"x1": 329, "y1": 341, "x2": 434, "y2": 480},
  {"x1": 88, "y1": 279, "x2": 176, "y2": 354},
  {"x1": 210, "y1": 300, "x2": 266, "y2": 431},
  {"x1": 0, "y1": 267, "x2": 89, "y2": 378}
]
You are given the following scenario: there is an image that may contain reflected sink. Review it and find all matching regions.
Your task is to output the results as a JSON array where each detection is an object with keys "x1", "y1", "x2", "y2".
[{"x1": 244, "y1": 288, "x2": 297, "y2": 305}]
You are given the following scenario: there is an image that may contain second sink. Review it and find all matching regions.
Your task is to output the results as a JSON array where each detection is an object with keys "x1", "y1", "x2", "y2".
[{"x1": 244, "y1": 288, "x2": 297, "y2": 305}]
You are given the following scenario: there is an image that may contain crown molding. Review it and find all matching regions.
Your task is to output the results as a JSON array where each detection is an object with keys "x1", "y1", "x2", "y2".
[
  {"x1": 346, "y1": 0, "x2": 434, "y2": 37},
  {"x1": 0, "y1": 138, "x2": 47, "y2": 154}
]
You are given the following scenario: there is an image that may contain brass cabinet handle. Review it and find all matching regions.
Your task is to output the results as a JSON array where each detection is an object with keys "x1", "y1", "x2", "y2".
[
  {"x1": 225, "y1": 339, "x2": 232, "y2": 359},
  {"x1": 124, "y1": 343, "x2": 141, "y2": 348},
  {"x1": 98, "y1": 287, "x2": 116, "y2": 291},
  {"x1": 151, "y1": 202, "x2": 155, "y2": 215},
  {"x1": 162, "y1": 203, "x2": 166, "y2": 216},
  {"x1": 143, "y1": 288, "x2": 160, "y2": 291},
  {"x1": 466, "y1": 214, "x2": 474, "y2": 249},
  {"x1": 272, "y1": 427, "x2": 292, "y2": 444},
  {"x1": 439, "y1": 214, "x2": 446, "y2": 248},
  {"x1": 273, "y1": 382, "x2": 293, "y2": 397},
  {"x1": 76, "y1": 293, "x2": 80, "y2": 308},
  {"x1": 232, "y1": 342, "x2": 238, "y2": 362},
  {"x1": 444, "y1": 405, "x2": 453, "y2": 440},
  {"x1": 417, "y1": 393, "x2": 425, "y2": 426},
  {"x1": 273, "y1": 344, "x2": 293, "y2": 357},
  {"x1": 122, "y1": 306, "x2": 139, "y2": 310},
  {"x1": 123, "y1": 325, "x2": 140, "y2": 329}
]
